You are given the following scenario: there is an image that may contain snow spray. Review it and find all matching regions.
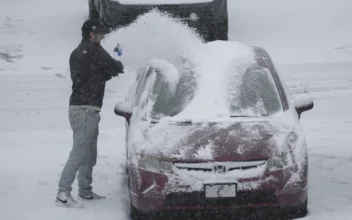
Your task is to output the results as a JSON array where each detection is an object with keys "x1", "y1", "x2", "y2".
[{"x1": 114, "y1": 43, "x2": 123, "y2": 56}]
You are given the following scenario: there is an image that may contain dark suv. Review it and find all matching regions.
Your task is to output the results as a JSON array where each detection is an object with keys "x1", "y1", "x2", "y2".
[{"x1": 88, "y1": 0, "x2": 228, "y2": 42}]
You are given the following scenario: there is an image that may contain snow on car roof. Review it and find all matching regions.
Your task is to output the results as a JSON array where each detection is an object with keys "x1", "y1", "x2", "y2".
[{"x1": 116, "y1": 0, "x2": 214, "y2": 5}]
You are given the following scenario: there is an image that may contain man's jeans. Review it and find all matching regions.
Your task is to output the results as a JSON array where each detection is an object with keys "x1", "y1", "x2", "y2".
[{"x1": 58, "y1": 106, "x2": 100, "y2": 196}]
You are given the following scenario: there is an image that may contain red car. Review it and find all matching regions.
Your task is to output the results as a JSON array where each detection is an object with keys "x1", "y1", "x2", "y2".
[{"x1": 114, "y1": 41, "x2": 314, "y2": 219}]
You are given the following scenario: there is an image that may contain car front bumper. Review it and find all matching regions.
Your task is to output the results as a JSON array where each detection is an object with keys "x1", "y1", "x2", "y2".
[{"x1": 129, "y1": 163, "x2": 308, "y2": 212}]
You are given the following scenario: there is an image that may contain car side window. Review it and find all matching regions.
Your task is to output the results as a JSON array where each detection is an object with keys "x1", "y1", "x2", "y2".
[
  {"x1": 239, "y1": 65, "x2": 282, "y2": 115},
  {"x1": 134, "y1": 66, "x2": 154, "y2": 107}
]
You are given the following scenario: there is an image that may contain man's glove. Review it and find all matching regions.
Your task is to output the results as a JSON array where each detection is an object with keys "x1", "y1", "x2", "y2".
[
  {"x1": 115, "y1": 60, "x2": 124, "y2": 75},
  {"x1": 111, "y1": 70, "x2": 124, "y2": 77},
  {"x1": 107, "y1": 60, "x2": 124, "y2": 78}
]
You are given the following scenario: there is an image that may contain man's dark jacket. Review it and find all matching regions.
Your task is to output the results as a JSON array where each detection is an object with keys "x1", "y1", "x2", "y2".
[{"x1": 69, "y1": 39, "x2": 124, "y2": 108}]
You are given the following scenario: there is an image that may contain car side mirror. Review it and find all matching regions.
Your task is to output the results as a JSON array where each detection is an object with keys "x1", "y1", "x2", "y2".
[
  {"x1": 293, "y1": 93, "x2": 314, "y2": 118},
  {"x1": 114, "y1": 101, "x2": 132, "y2": 122}
]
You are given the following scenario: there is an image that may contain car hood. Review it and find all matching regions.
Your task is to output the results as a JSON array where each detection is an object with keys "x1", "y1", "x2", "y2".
[{"x1": 137, "y1": 117, "x2": 293, "y2": 162}]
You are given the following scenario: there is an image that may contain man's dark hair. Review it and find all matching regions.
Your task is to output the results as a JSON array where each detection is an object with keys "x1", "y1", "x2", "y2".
[{"x1": 81, "y1": 19, "x2": 110, "y2": 39}]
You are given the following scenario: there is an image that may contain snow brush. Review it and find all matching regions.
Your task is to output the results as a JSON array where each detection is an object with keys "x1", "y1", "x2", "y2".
[{"x1": 114, "y1": 43, "x2": 123, "y2": 56}]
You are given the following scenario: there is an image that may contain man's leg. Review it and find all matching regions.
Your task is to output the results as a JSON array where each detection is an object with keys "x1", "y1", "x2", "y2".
[
  {"x1": 58, "y1": 108, "x2": 100, "y2": 194},
  {"x1": 77, "y1": 121, "x2": 99, "y2": 197}
]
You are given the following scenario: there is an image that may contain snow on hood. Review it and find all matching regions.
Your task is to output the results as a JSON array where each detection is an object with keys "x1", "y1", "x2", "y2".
[
  {"x1": 116, "y1": 0, "x2": 214, "y2": 4},
  {"x1": 128, "y1": 110, "x2": 308, "y2": 190},
  {"x1": 130, "y1": 111, "x2": 296, "y2": 161}
]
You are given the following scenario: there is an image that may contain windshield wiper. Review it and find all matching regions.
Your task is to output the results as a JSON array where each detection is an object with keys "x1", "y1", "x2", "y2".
[
  {"x1": 230, "y1": 115, "x2": 268, "y2": 118},
  {"x1": 174, "y1": 120, "x2": 193, "y2": 125},
  {"x1": 230, "y1": 115, "x2": 251, "y2": 118},
  {"x1": 150, "y1": 120, "x2": 193, "y2": 125}
]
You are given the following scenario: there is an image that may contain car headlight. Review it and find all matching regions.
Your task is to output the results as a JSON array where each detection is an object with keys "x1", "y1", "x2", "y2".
[
  {"x1": 266, "y1": 157, "x2": 286, "y2": 172},
  {"x1": 160, "y1": 161, "x2": 173, "y2": 173},
  {"x1": 139, "y1": 157, "x2": 173, "y2": 173},
  {"x1": 266, "y1": 132, "x2": 298, "y2": 172}
]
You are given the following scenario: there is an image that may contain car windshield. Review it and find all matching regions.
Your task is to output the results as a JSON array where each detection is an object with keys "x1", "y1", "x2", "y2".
[{"x1": 147, "y1": 61, "x2": 283, "y2": 121}]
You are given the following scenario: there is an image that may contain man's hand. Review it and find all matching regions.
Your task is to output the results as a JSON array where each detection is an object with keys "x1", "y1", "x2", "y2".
[
  {"x1": 111, "y1": 70, "x2": 124, "y2": 77},
  {"x1": 116, "y1": 60, "x2": 124, "y2": 73}
]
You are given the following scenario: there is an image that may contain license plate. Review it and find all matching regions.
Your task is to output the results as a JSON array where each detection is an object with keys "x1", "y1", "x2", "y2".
[{"x1": 204, "y1": 183, "x2": 237, "y2": 198}]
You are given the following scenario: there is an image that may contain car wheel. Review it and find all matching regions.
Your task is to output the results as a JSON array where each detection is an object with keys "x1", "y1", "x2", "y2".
[
  {"x1": 130, "y1": 202, "x2": 144, "y2": 220},
  {"x1": 282, "y1": 198, "x2": 308, "y2": 219},
  {"x1": 130, "y1": 201, "x2": 157, "y2": 220},
  {"x1": 294, "y1": 198, "x2": 308, "y2": 218}
]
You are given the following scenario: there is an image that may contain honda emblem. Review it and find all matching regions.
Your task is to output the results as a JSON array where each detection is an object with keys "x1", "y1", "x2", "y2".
[{"x1": 214, "y1": 165, "x2": 226, "y2": 173}]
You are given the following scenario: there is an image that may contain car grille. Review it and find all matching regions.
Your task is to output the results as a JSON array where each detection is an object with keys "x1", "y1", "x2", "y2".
[
  {"x1": 174, "y1": 160, "x2": 267, "y2": 173},
  {"x1": 164, "y1": 191, "x2": 278, "y2": 207}
]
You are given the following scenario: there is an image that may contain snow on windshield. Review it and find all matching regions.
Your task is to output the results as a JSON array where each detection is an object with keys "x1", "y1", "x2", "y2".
[{"x1": 145, "y1": 41, "x2": 283, "y2": 121}]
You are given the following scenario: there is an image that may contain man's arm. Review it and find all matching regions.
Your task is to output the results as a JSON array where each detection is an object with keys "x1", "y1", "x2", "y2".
[
  {"x1": 69, "y1": 51, "x2": 86, "y2": 84},
  {"x1": 93, "y1": 45, "x2": 124, "y2": 76}
]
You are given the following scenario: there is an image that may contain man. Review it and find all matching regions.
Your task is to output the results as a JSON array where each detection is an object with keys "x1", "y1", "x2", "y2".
[{"x1": 55, "y1": 19, "x2": 124, "y2": 208}]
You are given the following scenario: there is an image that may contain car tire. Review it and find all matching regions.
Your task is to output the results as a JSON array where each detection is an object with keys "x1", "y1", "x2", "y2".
[
  {"x1": 294, "y1": 198, "x2": 308, "y2": 218},
  {"x1": 282, "y1": 198, "x2": 308, "y2": 219},
  {"x1": 130, "y1": 201, "x2": 157, "y2": 220},
  {"x1": 130, "y1": 202, "x2": 143, "y2": 220}
]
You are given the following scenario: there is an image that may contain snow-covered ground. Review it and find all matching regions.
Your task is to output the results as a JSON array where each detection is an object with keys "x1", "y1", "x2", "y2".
[{"x1": 0, "y1": 0, "x2": 352, "y2": 219}]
